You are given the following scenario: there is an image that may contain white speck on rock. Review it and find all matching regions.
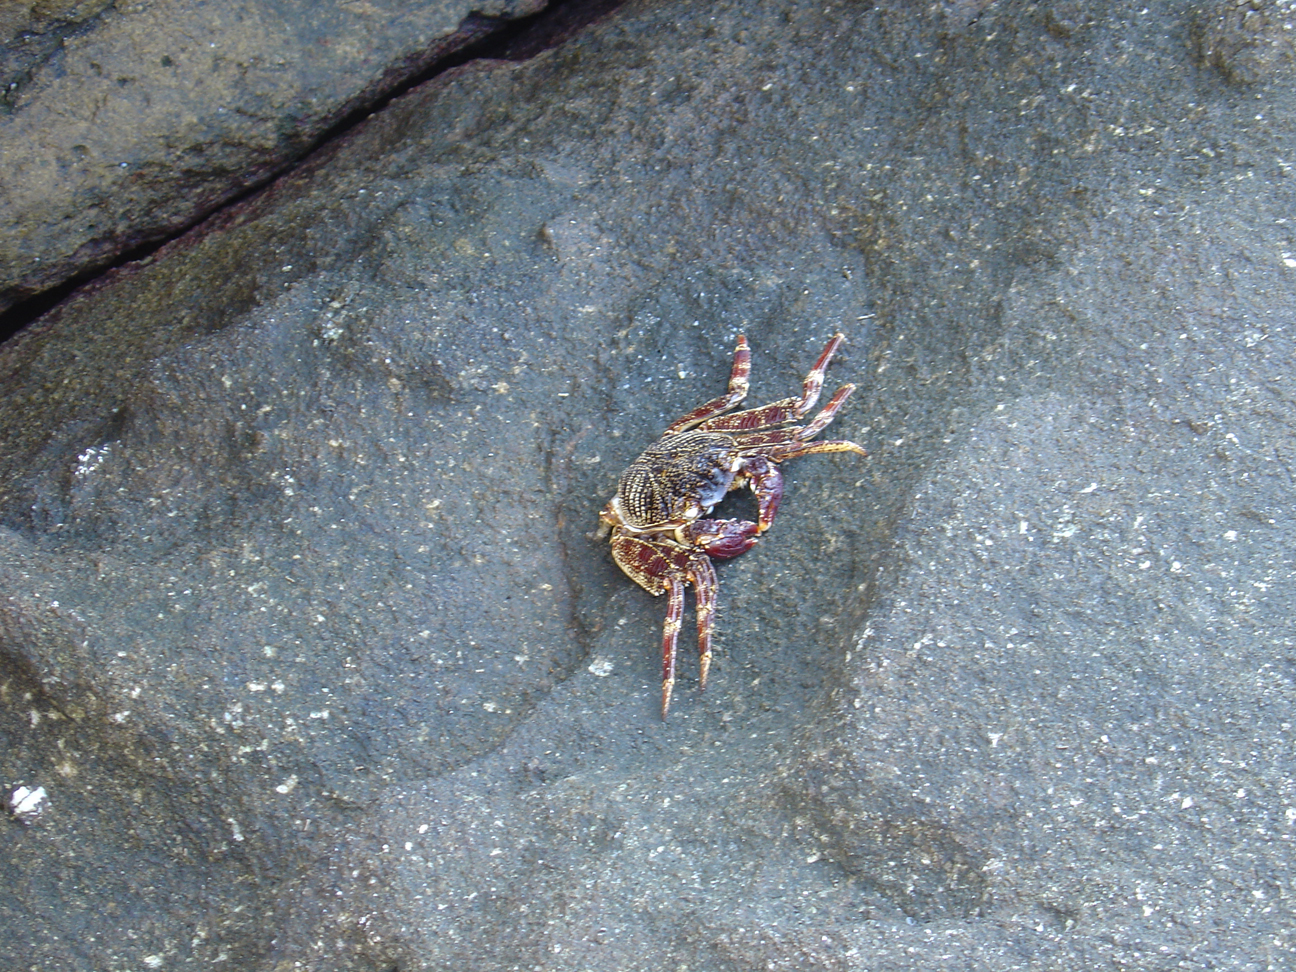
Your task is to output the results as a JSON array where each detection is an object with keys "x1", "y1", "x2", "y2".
[{"x1": 7, "y1": 784, "x2": 49, "y2": 824}]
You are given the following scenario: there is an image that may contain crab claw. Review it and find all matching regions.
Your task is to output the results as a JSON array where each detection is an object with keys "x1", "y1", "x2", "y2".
[{"x1": 682, "y1": 518, "x2": 760, "y2": 559}]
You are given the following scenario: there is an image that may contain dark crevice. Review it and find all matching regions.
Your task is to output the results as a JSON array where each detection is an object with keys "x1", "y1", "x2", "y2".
[{"x1": 0, "y1": 0, "x2": 627, "y2": 349}]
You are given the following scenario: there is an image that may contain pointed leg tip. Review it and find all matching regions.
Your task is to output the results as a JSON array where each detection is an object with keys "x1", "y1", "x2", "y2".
[
  {"x1": 661, "y1": 681, "x2": 675, "y2": 720},
  {"x1": 826, "y1": 384, "x2": 857, "y2": 406}
]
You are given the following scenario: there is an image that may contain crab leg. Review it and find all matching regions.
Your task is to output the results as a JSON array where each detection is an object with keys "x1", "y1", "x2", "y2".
[
  {"x1": 661, "y1": 576, "x2": 685, "y2": 719},
  {"x1": 776, "y1": 438, "x2": 869, "y2": 461},
  {"x1": 693, "y1": 555, "x2": 718, "y2": 696},
  {"x1": 695, "y1": 333, "x2": 848, "y2": 434},
  {"x1": 797, "y1": 382, "x2": 859, "y2": 439},
  {"x1": 658, "y1": 554, "x2": 719, "y2": 719},
  {"x1": 731, "y1": 427, "x2": 868, "y2": 457},
  {"x1": 664, "y1": 335, "x2": 752, "y2": 434},
  {"x1": 727, "y1": 385, "x2": 867, "y2": 461}
]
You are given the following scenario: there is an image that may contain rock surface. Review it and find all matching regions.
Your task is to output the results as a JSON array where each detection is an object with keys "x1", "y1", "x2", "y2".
[
  {"x1": 0, "y1": 0, "x2": 547, "y2": 313},
  {"x1": 2, "y1": 0, "x2": 1295, "y2": 969}
]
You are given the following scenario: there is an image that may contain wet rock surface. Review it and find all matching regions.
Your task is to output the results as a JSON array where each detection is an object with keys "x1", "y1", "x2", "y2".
[
  {"x1": 0, "y1": 0, "x2": 548, "y2": 313},
  {"x1": 2, "y1": 0, "x2": 1295, "y2": 969}
]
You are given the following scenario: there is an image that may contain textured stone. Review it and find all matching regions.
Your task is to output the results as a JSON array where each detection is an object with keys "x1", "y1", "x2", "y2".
[
  {"x1": 1, "y1": 1, "x2": 1294, "y2": 969},
  {"x1": 0, "y1": 0, "x2": 546, "y2": 312},
  {"x1": 1193, "y1": 0, "x2": 1296, "y2": 84}
]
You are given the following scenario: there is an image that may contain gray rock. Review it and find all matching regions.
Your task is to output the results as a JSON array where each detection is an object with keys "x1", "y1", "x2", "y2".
[
  {"x1": 1193, "y1": 0, "x2": 1296, "y2": 84},
  {"x1": 0, "y1": 0, "x2": 547, "y2": 312},
  {"x1": 2, "y1": 0, "x2": 1294, "y2": 969}
]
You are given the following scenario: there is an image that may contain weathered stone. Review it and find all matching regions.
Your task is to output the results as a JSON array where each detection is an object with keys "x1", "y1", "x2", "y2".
[
  {"x1": 0, "y1": 0, "x2": 547, "y2": 312},
  {"x1": 1, "y1": 1, "x2": 1294, "y2": 969},
  {"x1": 1193, "y1": 0, "x2": 1296, "y2": 84}
]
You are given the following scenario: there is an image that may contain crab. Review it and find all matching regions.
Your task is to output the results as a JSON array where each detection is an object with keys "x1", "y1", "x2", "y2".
[{"x1": 597, "y1": 332, "x2": 867, "y2": 718}]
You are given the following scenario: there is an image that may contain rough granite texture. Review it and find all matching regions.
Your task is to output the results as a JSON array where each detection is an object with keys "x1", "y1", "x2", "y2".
[
  {"x1": 1, "y1": 0, "x2": 1295, "y2": 969},
  {"x1": 0, "y1": 0, "x2": 547, "y2": 312}
]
